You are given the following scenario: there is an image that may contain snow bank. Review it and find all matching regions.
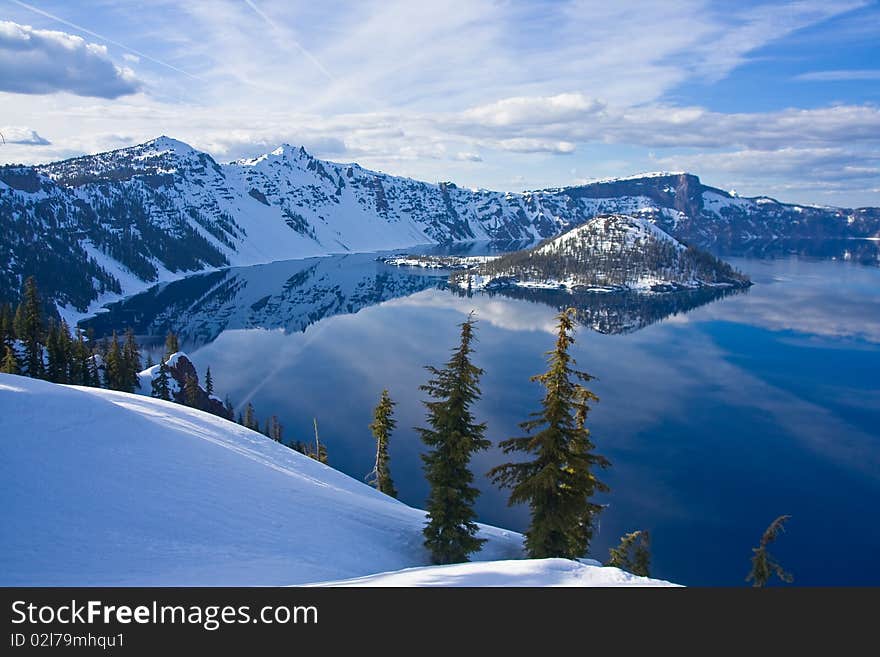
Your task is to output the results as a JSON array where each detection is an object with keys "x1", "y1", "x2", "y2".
[
  {"x1": 0, "y1": 374, "x2": 521, "y2": 586},
  {"x1": 313, "y1": 558, "x2": 677, "y2": 587}
]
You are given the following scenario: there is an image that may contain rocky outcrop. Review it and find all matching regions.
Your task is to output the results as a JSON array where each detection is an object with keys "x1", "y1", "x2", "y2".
[{"x1": 139, "y1": 352, "x2": 231, "y2": 419}]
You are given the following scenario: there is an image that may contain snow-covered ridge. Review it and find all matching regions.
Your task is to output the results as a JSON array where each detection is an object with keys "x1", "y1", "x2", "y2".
[
  {"x1": 0, "y1": 374, "x2": 676, "y2": 587},
  {"x1": 575, "y1": 171, "x2": 688, "y2": 185},
  {"x1": 1, "y1": 136, "x2": 877, "y2": 318}
]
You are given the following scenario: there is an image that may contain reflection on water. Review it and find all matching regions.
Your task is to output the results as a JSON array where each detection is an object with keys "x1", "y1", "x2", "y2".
[
  {"x1": 81, "y1": 243, "x2": 880, "y2": 586},
  {"x1": 82, "y1": 253, "x2": 446, "y2": 349},
  {"x1": 456, "y1": 285, "x2": 747, "y2": 335},
  {"x1": 82, "y1": 248, "x2": 747, "y2": 345},
  {"x1": 710, "y1": 237, "x2": 880, "y2": 268}
]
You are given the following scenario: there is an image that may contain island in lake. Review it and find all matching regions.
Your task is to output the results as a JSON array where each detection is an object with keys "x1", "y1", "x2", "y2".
[{"x1": 382, "y1": 214, "x2": 752, "y2": 294}]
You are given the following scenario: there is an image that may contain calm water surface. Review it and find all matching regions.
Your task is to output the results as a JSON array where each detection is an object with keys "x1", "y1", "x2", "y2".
[{"x1": 83, "y1": 241, "x2": 880, "y2": 585}]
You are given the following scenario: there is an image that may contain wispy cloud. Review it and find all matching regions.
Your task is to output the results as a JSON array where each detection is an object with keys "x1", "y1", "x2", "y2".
[
  {"x1": 0, "y1": 126, "x2": 50, "y2": 145},
  {"x1": 0, "y1": 0, "x2": 875, "y2": 205},
  {"x1": 796, "y1": 69, "x2": 880, "y2": 81},
  {"x1": 8, "y1": 1, "x2": 202, "y2": 82}
]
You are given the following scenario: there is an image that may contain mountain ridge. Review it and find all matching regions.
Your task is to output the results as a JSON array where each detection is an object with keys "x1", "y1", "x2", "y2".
[{"x1": 2, "y1": 136, "x2": 877, "y2": 317}]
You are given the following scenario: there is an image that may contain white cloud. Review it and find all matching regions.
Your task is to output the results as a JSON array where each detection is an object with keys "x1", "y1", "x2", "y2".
[
  {"x1": 450, "y1": 96, "x2": 880, "y2": 150},
  {"x1": 494, "y1": 139, "x2": 576, "y2": 155},
  {"x1": 458, "y1": 94, "x2": 605, "y2": 128},
  {"x1": 652, "y1": 147, "x2": 880, "y2": 182},
  {"x1": 1, "y1": 1, "x2": 876, "y2": 204},
  {"x1": 0, "y1": 21, "x2": 141, "y2": 98},
  {"x1": 796, "y1": 69, "x2": 880, "y2": 81},
  {"x1": 122, "y1": 53, "x2": 140, "y2": 64},
  {"x1": 0, "y1": 126, "x2": 50, "y2": 145}
]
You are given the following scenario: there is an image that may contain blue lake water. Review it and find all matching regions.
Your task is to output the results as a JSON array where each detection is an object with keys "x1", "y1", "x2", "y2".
[{"x1": 83, "y1": 240, "x2": 880, "y2": 586}]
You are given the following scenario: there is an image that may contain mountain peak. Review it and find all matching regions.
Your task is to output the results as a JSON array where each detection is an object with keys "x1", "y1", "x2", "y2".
[{"x1": 142, "y1": 135, "x2": 197, "y2": 156}]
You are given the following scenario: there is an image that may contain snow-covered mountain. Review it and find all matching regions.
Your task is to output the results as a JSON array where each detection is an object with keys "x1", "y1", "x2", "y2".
[
  {"x1": 1, "y1": 136, "x2": 876, "y2": 314},
  {"x1": 0, "y1": 374, "x2": 675, "y2": 586},
  {"x1": 452, "y1": 214, "x2": 752, "y2": 293}
]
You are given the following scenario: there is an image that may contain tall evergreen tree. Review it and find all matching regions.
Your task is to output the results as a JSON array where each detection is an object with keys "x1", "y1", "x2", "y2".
[
  {"x1": 747, "y1": 515, "x2": 793, "y2": 587},
  {"x1": 204, "y1": 367, "x2": 214, "y2": 396},
  {"x1": 69, "y1": 330, "x2": 89, "y2": 386},
  {"x1": 122, "y1": 328, "x2": 141, "y2": 392},
  {"x1": 183, "y1": 373, "x2": 200, "y2": 408},
  {"x1": 1, "y1": 344, "x2": 19, "y2": 375},
  {"x1": 59, "y1": 321, "x2": 73, "y2": 382},
  {"x1": 104, "y1": 332, "x2": 124, "y2": 391},
  {"x1": 244, "y1": 402, "x2": 257, "y2": 430},
  {"x1": 86, "y1": 343, "x2": 101, "y2": 388},
  {"x1": 0, "y1": 303, "x2": 13, "y2": 348},
  {"x1": 164, "y1": 331, "x2": 179, "y2": 358},
  {"x1": 607, "y1": 530, "x2": 651, "y2": 577},
  {"x1": 489, "y1": 308, "x2": 610, "y2": 559},
  {"x1": 15, "y1": 276, "x2": 45, "y2": 379},
  {"x1": 418, "y1": 313, "x2": 490, "y2": 564},
  {"x1": 151, "y1": 357, "x2": 171, "y2": 400},
  {"x1": 368, "y1": 389, "x2": 398, "y2": 497},
  {"x1": 46, "y1": 319, "x2": 65, "y2": 383}
]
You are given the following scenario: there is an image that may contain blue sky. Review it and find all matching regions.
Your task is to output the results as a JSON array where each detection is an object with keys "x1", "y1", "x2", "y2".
[{"x1": 1, "y1": 0, "x2": 878, "y2": 205}]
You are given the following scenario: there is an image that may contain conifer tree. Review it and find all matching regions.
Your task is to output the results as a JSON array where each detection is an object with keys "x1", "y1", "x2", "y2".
[
  {"x1": 145, "y1": 353, "x2": 155, "y2": 369},
  {"x1": 418, "y1": 313, "x2": 490, "y2": 564},
  {"x1": 368, "y1": 389, "x2": 398, "y2": 497},
  {"x1": 82, "y1": 328, "x2": 100, "y2": 387},
  {"x1": 122, "y1": 328, "x2": 141, "y2": 392},
  {"x1": 0, "y1": 303, "x2": 13, "y2": 348},
  {"x1": 244, "y1": 402, "x2": 257, "y2": 430},
  {"x1": 86, "y1": 345, "x2": 101, "y2": 388},
  {"x1": 489, "y1": 308, "x2": 609, "y2": 559},
  {"x1": 747, "y1": 515, "x2": 793, "y2": 587},
  {"x1": 68, "y1": 330, "x2": 86, "y2": 386},
  {"x1": 46, "y1": 319, "x2": 65, "y2": 383},
  {"x1": 164, "y1": 331, "x2": 179, "y2": 358},
  {"x1": 183, "y1": 373, "x2": 200, "y2": 408},
  {"x1": 151, "y1": 356, "x2": 172, "y2": 400},
  {"x1": 2, "y1": 344, "x2": 19, "y2": 374},
  {"x1": 224, "y1": 396, "x2": 234, "y2": 418},
  {"x1": 204, "y1": 367, "x2": 214, "y2": 397},
  {"x1": 265, "y1": 415, "x2": 283, "y2": 442},
  {"x1": 104, "y1": 332, "x2": 124, "y2": 390},
  {"x1": 607, "y1": 530, "x2": 651, "y2": 577},
  {"x1": 59, "y1": 320, "x2": 73, "y2": 382},
  {"x1": 15, "y1": 276, "x2": 45, "y2": 379}
]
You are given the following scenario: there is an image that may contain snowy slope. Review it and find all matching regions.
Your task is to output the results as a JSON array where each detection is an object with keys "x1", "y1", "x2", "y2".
[
  {"x1": 538, "y1": 214, "x2": 685, "y2": 256},
  {"x1": 0, "y1": 374, "x2": 522, "y2": 586},
  {"x1": 314, "y1": 558, "x2": 676, "y2": 587}
]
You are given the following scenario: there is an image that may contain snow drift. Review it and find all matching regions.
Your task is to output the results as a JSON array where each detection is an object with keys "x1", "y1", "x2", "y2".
[
  {"x1": 0, "y1": 374, "x2": 675, "y2": 586},
  {"x1": 315, "y1": 558, "x2": 675, "y2": 587},
  {"x1": 0, "y1": 374, "x2": 519, "y2": 585}
]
